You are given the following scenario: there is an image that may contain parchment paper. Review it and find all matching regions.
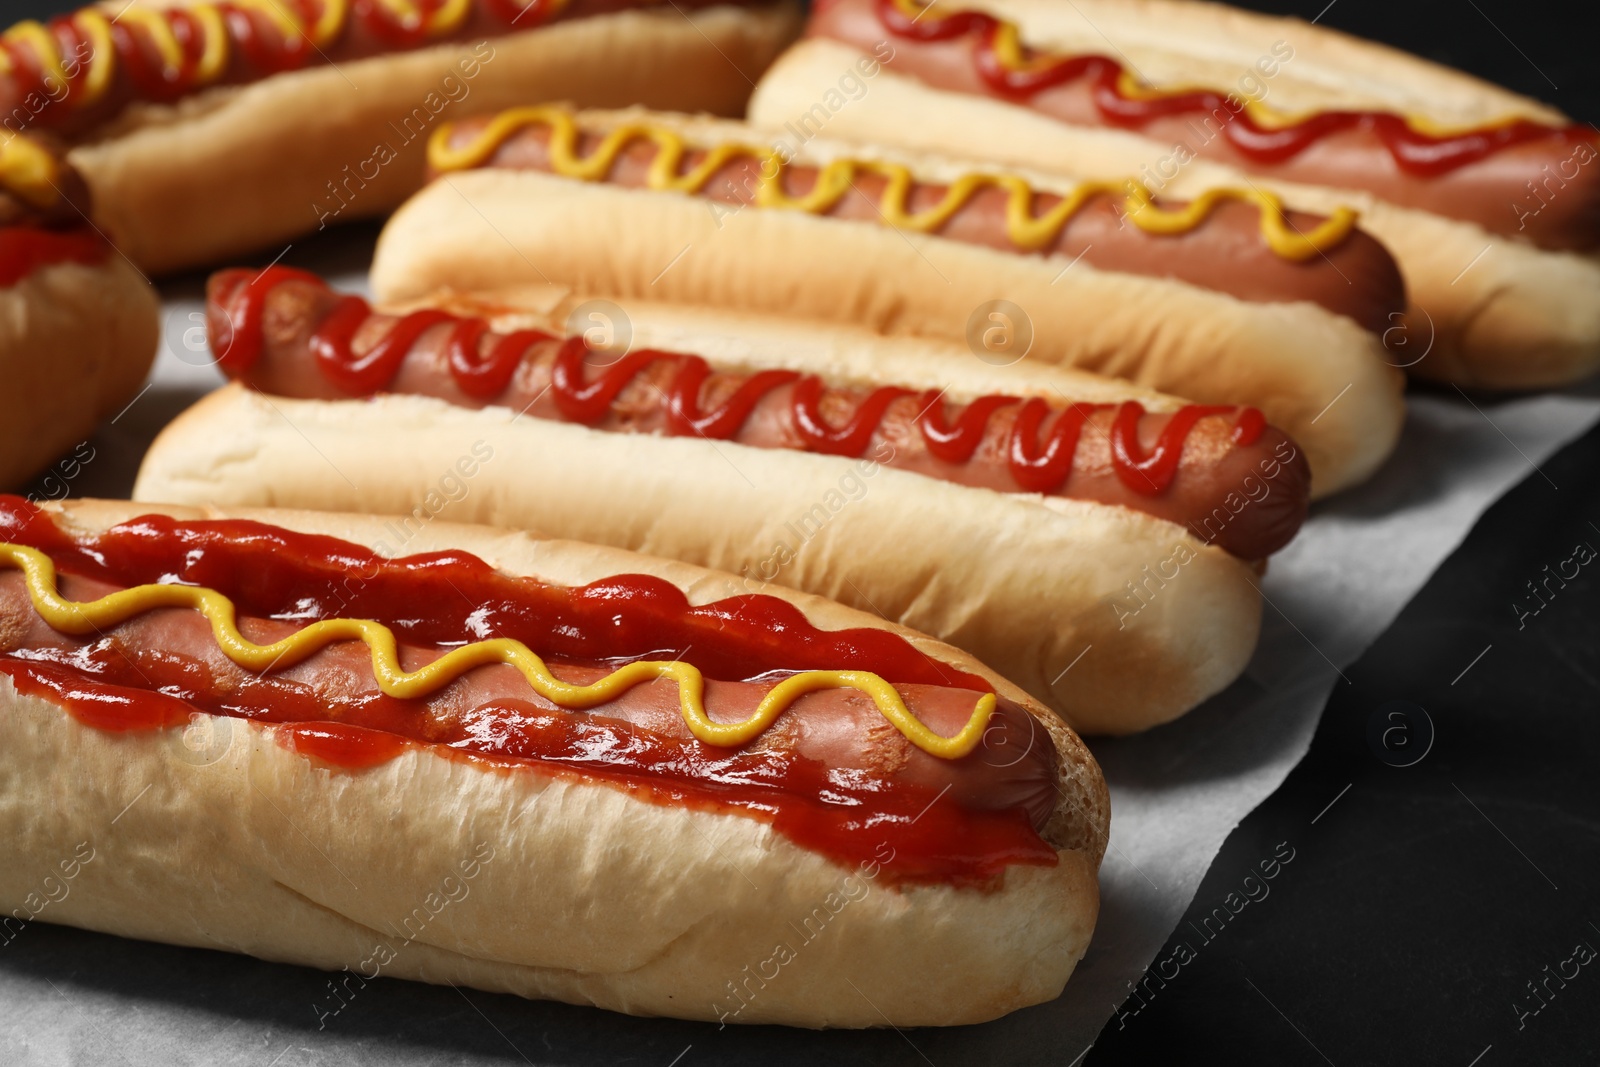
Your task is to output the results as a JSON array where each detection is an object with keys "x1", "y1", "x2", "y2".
[{"x1": 3, "y1": 232, "x2": 1597, "y2": 1064}]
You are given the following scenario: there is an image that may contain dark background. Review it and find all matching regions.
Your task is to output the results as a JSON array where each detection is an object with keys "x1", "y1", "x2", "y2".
[
  {"x1": 1235, "y1": 0, "x2": 1597, "y2": 123},
  {"x1": 1086, "y1": 422, "x2": 1600, "y2": 1067},
  {"x1": 1082, "y1": 8, "x2": 1599, "y2": 1065},
  {"x1": 7, "y1": 1, "x2": 1598, "y2": 1064}
]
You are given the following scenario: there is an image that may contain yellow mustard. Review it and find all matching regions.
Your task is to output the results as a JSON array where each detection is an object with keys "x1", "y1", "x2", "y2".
[
  {"x1": 428, "y1": 104, "x2": 1358, "y2": 261},
  {"x1": 0, "y1": 542, "x2": 994, "y2": 759}
]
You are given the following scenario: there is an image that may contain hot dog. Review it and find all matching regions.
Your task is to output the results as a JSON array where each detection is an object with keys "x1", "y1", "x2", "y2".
[
  {"x1": 370, "y1": 104, "x2": 1406, "y2": 497},
  {"x1": 746, "y1": 0, "x2": 1600, "y2": 387},
  {"x1": 137, "y1": 269, "x2": 1271, "y2": 735},
  {"x1": 207, "y1": 267, "x2": 1309, "y2": 559},
  {"x1": 0, "y1": 0, "x2": 801, "y2": 273},
  {"x1": 458, "y1": 107, "x2": 1402, "y2": 331},
  {"x1": 0, "y1": 137, "x2": 157, "y2": 488},
  {"x1": 809, "y1": 0, "x2": 1598, "y2": 247},
  {"x1": 0, "y1": 495, "x2": 1108, "y2": 1027}
]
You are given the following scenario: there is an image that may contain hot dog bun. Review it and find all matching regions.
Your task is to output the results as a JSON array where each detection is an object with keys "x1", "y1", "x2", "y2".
[
  {"x1": 135, "y1": 295, "x2": 1265, "y2": 735},
  {"x1": 0, "y1": 496, "x2": 1107, "y2": 1027},
  {"x1": 0, "y1": 252, "x2": 158, "y2": 488},
  {"x1": 749, "y1": 25, "x2": 1600, "y2": 387},
  {"x1": 58, "y1": 1, "x2": 800, "y2": 274},
  {"x1": 370, "y1": 107, "x2": 1405, "y2": 496}
]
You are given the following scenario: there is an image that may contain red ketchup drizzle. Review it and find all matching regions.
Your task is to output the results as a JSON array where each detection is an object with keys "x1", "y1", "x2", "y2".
[
  {"x1": 0, "y1": 227, "x2": 108, "y2": 287},
  {"x1": 872, "y1": 0, "x2": 1595, "y2": 177},
  {"x1": 549, "y1": 339, "x2": 660, "y2": 420},
  {"x1": 791, "y1": 376, "x2": 915, "y2": 457},
  {"x1": 1110, "y1": 402, "x2": 1234, "y2": 495},
  {"x1": 1231, "y1": 406, "x2": 1267, "y2": 447},
  {"x1": 917, "y1": 392, "x2": 1018, "y2": 463},
  {"x1": 13, "y1": 0, "x2": 623, "y2": 129},
  {"x1": 226, "y1": 4, "x2": 310, "y2": 76},
  {"x1": 310, "y1": 295, "x2": 453, "y2": 394},
  {"x1": 0, "y1": 497, "x2": 1053, "y2": 885},
  {"x1": 446, "y1": 318, "x2": 547, "y2": 399},
  {"x1": 664, "y1": 356, "x2": 800, "y2": 437},
  {"x1": 283, "y1": 721, "x2": 410, "y2": 769},
  {"x1": 1006, "y1": 399, "x2": 1097, "y2": 494},
  {"x1": 217, "y1": 270, "x2": 1264, "y2": 499}
]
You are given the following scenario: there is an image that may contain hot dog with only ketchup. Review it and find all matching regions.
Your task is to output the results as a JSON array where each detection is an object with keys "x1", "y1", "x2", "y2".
[{"x1": 207, "y1": 267, "x2": 1310, "y2": 560}]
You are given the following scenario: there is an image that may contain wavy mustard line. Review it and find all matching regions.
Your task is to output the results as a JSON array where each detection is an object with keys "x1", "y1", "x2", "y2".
[
  {"x1": 900, "y1": 0, "x2": 1549, "y2": 140},
  {"x1": 0, "y1": 0, "x2": 502, "y2": 113},
  {"x1": 427, "y1": 105, "x2": 1356, "y2": 260},
  {"x1": 0, "y1": 543, "x2": 994, "y2": 760},
  {"x1": 0, "y1": 134, "x2": 64, "y2": 209}
]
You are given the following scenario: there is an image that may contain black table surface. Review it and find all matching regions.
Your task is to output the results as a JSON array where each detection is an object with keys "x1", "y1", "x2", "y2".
[
  {"x1": 1092, "y1": 5, "x2": 1600, "y2": 1062},
  {"x1": 7, "y1": 1, "x2": 1598, "y2": 1064}
]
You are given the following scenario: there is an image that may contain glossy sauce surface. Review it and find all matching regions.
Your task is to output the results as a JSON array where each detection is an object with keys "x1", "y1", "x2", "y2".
[
  {"x1": 212, "y1": 268, "x2": 1310, "y2": 557},
  {"x1": 0, "y1": 0, "x2": 740, "y2": 136},
  {"x1": 431, "y1": 104, "x2": 1361, "y2": 262},
  {"x1": 432, "y1": 108, "x2": 1408, "y2": 329},
  {"x1": 0, "y1": 225, "x2": 106, "y2": 286},
  {"x1": 0, "y1": 498, "x2": 1059, "y2": 885},
  {"x1": 869, "y1": 0, "x2": 1590, "y2": 177},
  {"x1": 808, "y1": 0, "x2": 1600, "y2": 246},
  {"x1": 218, "y1": 266, "x2": 1262, "y2": 498}
]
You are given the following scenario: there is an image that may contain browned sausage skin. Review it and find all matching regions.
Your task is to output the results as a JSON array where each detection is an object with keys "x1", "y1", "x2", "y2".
[
  {"x1": 0, "y1": 567, "x2": 1060, "y2": 833},
  {"x1": 208, "y1": 269, "x2": 1312, "y2": 559},
  {"x1": 436, "y1": 117, "x2": 1406, "y2": 333},
  {"x1": 807, "y1": 0, "x2": 1600, "y2": 251},
  {"x1": 0, "y1": 0, "x2": 758, "y2": 140}
]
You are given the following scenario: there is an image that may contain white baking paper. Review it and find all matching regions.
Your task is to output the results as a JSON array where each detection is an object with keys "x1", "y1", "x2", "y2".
[{"x1": 2, "y1": 232, "x2": 1597, "y2": 1064}]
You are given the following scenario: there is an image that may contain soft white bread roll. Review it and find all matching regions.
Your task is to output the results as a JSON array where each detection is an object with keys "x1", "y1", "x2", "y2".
[
  {"x1": 749, "y1": 38, "x2": 1600, "y2": 388},
  {"x1": 67, "y1": 1, "x2": 801, "y2": 274},
  {"x1": 0, "y1": 498, "x2": 1107, "y2": 1027},
  {"x1": 370, "y1": 110, "x2": 1405, "y2": 497},
  {"x1": 136, "y1": 313, "x2": 1264, "y2": 736},
  {"x1": 0, "y1": 254, "x2": 158, "y2": 488}
]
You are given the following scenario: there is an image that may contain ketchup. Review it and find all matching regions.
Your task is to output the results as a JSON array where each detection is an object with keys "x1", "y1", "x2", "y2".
[
  {"x1": 217, "y1": 267, "x2": 1264, "y2": 499},
  {"x1": 0, "y1": 496, "x2": 983, "y2": 689},
  {"x1": 0, "y1": 226, "x2": 107, "y2": 287},
  {"x1": 874, "y1": 0, "x2": 1594, "y2": 178},
  {"x1": 6, "y1": 0, "x2": 726, "y2": 131},
  {"x1": 0, "y1": 498, "x2": 1055, "y2": 886}
]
